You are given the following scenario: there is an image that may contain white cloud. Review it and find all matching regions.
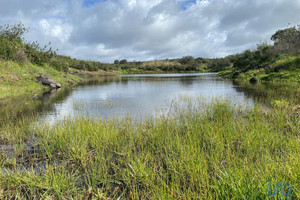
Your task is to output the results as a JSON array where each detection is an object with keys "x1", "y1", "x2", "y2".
[
  {"x1": 39, "y1": 19, "x2": 73, "y2": 43},
  {"x1": 0, "y1": 0, "x2": 300, "y2": 63}
]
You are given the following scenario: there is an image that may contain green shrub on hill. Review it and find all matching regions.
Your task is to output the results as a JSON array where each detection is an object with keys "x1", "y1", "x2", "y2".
[{"x1": 0, "y1": 23, "x2": 105, "y2": 72}]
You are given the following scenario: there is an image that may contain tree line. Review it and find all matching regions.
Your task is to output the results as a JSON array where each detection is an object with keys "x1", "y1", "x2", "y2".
[{"x1": 1, "y1": 23, "x2": 299, "y2": 74}]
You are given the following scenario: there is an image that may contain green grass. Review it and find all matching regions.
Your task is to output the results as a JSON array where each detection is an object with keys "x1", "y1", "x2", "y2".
[
  {"x1": 220, "y1": 55, "x2": 300, "y2": 82},
  {"x1": 0, "y1": 60, "x2": 81, "y2": 98},
  {"x1": 0, "y1": 99, "x2": 299, "y2": 199}
]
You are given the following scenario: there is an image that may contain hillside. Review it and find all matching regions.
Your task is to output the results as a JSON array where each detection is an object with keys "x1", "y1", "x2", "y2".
[
  {"x1": 219, "y1": 55, "x2": 300, "y2": 82},
  {"x1": 0, "y1": 60, "x2": 81, "y2": 98},
  {"x1": 0, "y1": 24, "x2": 120, "y2": 98},
  {"x1": 215, "y1": 26, "x2": 300, "y2": 82}
]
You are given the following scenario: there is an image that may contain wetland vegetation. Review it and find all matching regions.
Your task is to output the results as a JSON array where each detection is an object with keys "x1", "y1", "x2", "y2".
[{"x1": 0, "y1": 97, "x2": 299, "y2": 199}]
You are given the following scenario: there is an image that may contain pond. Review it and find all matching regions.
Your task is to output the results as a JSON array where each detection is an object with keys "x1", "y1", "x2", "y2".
[
  {"x1": 39, "y1": 73, "x2": 255, "y2": 123},
  {"x1": 1, "y1": 73, "x2": 298, "y2": 124}
]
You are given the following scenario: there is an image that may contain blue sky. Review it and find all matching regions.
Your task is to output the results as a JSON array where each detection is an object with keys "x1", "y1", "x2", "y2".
[
  {"x1": 0, "y1": 0, "x2": 299, "y2": 63},
  {"x1": 82, "y1": 0, "x2": 197, "y2": 8},
  {"x1": 83, "y1": 0, "x2": 106, "y2": 7}
]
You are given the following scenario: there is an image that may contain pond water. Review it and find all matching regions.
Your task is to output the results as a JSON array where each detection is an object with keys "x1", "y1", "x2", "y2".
[
  {"x1": 36, "y1": 73, "x2": 256, "y2": 123},
  {"x1": 1, "y1": 72, "x2": 299, "y2": 125}
]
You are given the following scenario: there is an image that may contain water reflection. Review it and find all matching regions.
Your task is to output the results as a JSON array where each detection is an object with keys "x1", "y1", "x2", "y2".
[
  {"x1": 1, "y1": 73, "x2": 299, "y2": 125},
  {"x1": 0, "y1": 87, "x2": 73, "y2": 123},
  {"x1": 38, "y1": 73, "x2": 255, "y2": 124},
  {"x1": 232, "y1": 81, "x2": 300, "y2": 105}
]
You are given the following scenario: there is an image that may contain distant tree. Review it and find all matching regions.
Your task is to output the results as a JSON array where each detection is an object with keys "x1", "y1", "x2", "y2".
[
  {"x1": 120, "y1": 59, "x2": 128, "y2": 64},
  {"x1": 208, "y1": 58, "x2": 231, "y2": 72},
  {"x1": 179, "y1": 56, "x2": 194, "y2": 65},
  {"x1": 114, "y1": 59, "x2": 119, "y2": 64},
  {"x1": 195, "y1": 57, "x2": 206, "y2": 64}
]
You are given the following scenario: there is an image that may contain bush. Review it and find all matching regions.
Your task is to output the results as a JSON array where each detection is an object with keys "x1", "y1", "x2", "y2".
[
  {"x1": 0, "y1": 23, "x2": 27, "y2": 40},
  {"x1": 0, "y1": 39, "x2": 18, "y2": 60},
  {"x1": 50, "y1": 57, "x2": 69, "y2": 72}
]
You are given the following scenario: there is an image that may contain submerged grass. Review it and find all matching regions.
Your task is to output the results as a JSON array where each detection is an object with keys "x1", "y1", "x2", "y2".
[{"x1": 0, "y1": 99, "x2": 299, "y2": 199}]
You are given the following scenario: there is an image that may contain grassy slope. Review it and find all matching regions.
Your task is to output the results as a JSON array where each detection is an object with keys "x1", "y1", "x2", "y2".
[
  {"x1": 0, "y1": 60, "x2": 82, "y2": 98},
  {"x1": 219, "y1": 55, "x2": 300, "y2": 82},
  {"x1": 0, "y1": 60, "x2": 120, "y2": 99},
  {"x1": 0, "y1": 100, "x2": 299, "y2": 199}
]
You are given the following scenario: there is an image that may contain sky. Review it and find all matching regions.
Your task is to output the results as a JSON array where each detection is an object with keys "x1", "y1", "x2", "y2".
[{"x1": 0, "y1": 0, "x2": 300, "y2": 63}]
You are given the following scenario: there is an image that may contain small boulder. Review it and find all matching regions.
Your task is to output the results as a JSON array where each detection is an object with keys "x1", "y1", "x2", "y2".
[
  {"x1": 249, "y1": 77, "x2": 258, "y2": 84},
  {"x1": 37, "y1": 75, "x2": 61, "y2": 89},
  {"x1": 49, "y1": 83, "x2": 57, "y2": 89}
]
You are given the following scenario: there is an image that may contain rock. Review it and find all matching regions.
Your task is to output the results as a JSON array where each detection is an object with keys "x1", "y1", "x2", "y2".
[
  {"x1": 249, "y1": 77, "x2": 258, "y2": 84},
  {"x1": 37, "y1": 75, "x2": 61, "y2": 89},
  {"x1": 49, "y1": 83, "x2": 57, "y2": 89}
]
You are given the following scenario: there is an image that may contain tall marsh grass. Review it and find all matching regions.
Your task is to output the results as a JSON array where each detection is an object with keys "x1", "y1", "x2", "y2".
[{"x1": 0, "y1": 99, "x2": 299, "y2": 199}]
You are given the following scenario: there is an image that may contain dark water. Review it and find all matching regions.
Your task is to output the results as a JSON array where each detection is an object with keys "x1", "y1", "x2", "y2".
[{"x1": 1, "y1": 73, "x2": 299, "y2": 124}]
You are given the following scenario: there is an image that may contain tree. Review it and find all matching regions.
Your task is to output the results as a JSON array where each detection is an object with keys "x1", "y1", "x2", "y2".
[
  {"x1": 271, "y1": 27, "x2": 300, "y2": 54},
  {"x1": 179, "y1": 56, "x2": 194, "y2": 65},
  {"x1": 120, "y1": 59, "x2": 127, "y2": 64},
  {"x1": 114, "y1": 60, "x2": 119, "y2": 64},
  {"x1": 271, "y1": 27, "x2": 299, "y2": 44}
]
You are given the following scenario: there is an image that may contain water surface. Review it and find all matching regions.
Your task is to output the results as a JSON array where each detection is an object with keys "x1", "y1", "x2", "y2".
[
  {"x1": 38, "y1": 73, "x2": 255, "y2": 123},
  {"x1": 2, "y1": 73, "x2": 299, "y2": 125}
]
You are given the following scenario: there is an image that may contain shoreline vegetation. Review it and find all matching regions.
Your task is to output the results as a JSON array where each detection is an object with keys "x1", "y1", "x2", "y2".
[{"x1": 0, "y1": 24, "x2": 299, "y2": 199}]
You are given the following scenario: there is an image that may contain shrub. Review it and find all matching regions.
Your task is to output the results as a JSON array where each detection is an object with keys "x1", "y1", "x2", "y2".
[
  {"x1": 50, "y1": 57, "x2": 69, "y2": 72},
  {"x1": 0, "y1": 39, "x2": 18, "y2": 60}
]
